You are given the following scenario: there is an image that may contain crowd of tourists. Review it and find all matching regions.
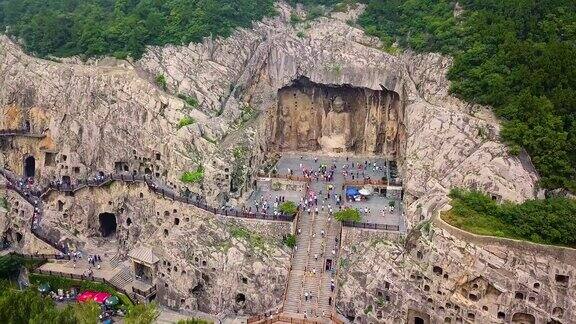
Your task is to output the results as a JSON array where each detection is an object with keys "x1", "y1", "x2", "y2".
[{"x1": 245, "y1": 194, "x2": 291, "y2": 216}]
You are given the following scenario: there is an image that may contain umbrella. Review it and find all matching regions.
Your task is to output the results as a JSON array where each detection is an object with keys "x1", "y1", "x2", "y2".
[
  {"x1": 93, "y1": 292, "x2": 112, "y2": 304},
  {"x1": 104, "y1": 295, "x2": 120, "y2": 307},
  {"x1": 38, "y1": 283, "x2": 51, "y2": 293},
  {"x1": 77, "y1": 291, "x2": 97, "y2": 302},
  {"x1": 359, "y1": 187, "x2": 373, "y2": 196},
  {"x1": 346, "y1": 187, "x2": 359, "y2": 197}
]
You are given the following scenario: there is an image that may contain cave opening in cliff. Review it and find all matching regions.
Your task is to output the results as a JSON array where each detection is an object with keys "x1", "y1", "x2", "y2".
[
  {"x1": 23, "y1": 155, "x2": 35, "y2": 178},
  {"x1": 269, "y1": 76, "x2": 404, "y2": 157},
  {"x1": 98, "y1": 212, "x2": 117, "y2": 237}
]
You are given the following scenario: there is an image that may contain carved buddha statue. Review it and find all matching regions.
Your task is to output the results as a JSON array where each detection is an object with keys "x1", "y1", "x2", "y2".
[{"x1": 319, "y1": 96, "x2": 353, "y2": 152}]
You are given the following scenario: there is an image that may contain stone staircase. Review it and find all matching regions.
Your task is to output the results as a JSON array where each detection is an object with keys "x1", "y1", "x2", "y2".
[
  {"x1": 108, "y1": 266, "x2": 133, "y2": 289},
  {"x1": 317, "y1": 220, "x2": 341, "y2": 315},
  {"x1": 108, "y1": 253, "x2": 123, "y2": 268},
  {"x1": 283, "y1": 209, "x2": 341, "y2": 321},
  {"x1": 283, "y1": 212, "x2": 313, "y2": 313}
]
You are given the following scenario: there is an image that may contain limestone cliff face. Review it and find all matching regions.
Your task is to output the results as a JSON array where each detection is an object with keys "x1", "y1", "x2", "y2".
[
  {"x1": 0, "y1": 3, "x2": 537, "y2": 208},
  {"x1": 37, "y1": 180, "x2": 290, "y2": 314},
  {"x1": 136, "y1": 2, "x2": 538, "y2": 209},
  {"x1": 0, "y1": 36, "x2": 216, "y2": 199},
  {"x1": 0, "y1": 1, "x2": 544, "y2": 320},
  {"x1": 337, "y1": 223, "x2": 576, "y2": 324}
]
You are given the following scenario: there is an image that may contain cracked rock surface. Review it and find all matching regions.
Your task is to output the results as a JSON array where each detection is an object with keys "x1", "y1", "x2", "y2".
[{"x1": 0, "y1": 2, "x2": 547, "y2": 320}]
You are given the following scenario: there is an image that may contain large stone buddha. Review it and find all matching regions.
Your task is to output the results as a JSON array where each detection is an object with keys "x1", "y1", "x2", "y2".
[{"x1": 319, "y1": 96, "x2": 353, "y2": 152}]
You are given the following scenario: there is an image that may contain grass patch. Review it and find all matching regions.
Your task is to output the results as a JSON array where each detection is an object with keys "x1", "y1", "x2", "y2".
[
  {"x1": 443, "y1": 188, "x2": 576, "y2": 247},
  {"x1": 229, "y1": 225, "x2": 267, "y2": 251},
  {"x1": 282, "y1": 234, "x2": 296, "y2": 248},
  {"x1": 154, "y1": 74, "x2": 167, "y2": 91},
  {"x1": 290, "y1": 12, "x2": 303, "y2": 26},
  {"x1": 0, "y1": 197, "x2": 9, "y2": 211},
  {"x1": 180, "y1": 166, "x2": 204, "y2": 184},
  {"x1": 177, "y1": 116, "x2": 196, "y2": 129},
  {"x1": 279, "y1": 201, "x2": 297, "y2": 216},
  {"x1": 177, "y1": 93, "x2": 199, "y2": 108}
]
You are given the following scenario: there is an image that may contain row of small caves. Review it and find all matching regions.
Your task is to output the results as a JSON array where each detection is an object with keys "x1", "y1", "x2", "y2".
[
  {"x1": 360, "y1": 252, "x2": 568, "y2": 324},
  {"x1": 89, "y1": 209, "x2": 249, "y2": 310},
  {"x1": 17, "y1": 76, "x2": 403, "y2": 207}
]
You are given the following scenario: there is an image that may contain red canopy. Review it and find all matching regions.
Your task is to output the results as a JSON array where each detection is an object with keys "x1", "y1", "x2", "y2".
[
  {"x1": 77, "y1": 291, "x2": 111, "y2": 304},
  {"x1": 93, "y1": 292, "x2": 111, "y2": 303}
]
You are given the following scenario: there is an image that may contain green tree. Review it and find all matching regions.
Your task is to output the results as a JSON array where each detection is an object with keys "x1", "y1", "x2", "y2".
[
  {"x1": 154, "y1": 74, "x2": 167, "y2": 91},
  {"x1": 445, "y1": 188, "x2": 576, "y2": 247},
  {"x1": 279, "y1": 201, "x2": 298, "y2": 215},
  {"x1": 125, "y1": 302, "x2": 159, "y2": 324},
  {"x1": 73, "y1": 301, "x2": 100, "y2": 324},
  {"x1": 177, "y1": 116, "x2": 196, "y2": 129},
  {"x1": 282, "y1": 234, "x2": 297, "y2": 248},
  {"x1": 180, "y1": 165, "x2": 204, "y2": 183},
  {"x1": 0, "y1": 254, "x2": 22, "y2": 279},
  {"x1": 334, "y1": 208, "x2": 361, "y2": 222},
  {"x1": 357, "y1": 0, "x2": 576, "y2": 192}
]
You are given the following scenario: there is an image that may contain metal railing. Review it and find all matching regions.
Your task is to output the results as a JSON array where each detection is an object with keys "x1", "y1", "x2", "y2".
[
  {"x1": 40, "y1": 172, "x2": 295, "y2": 222},
  {"x1": 247, "y1": 314, "x2": 335, "y2": 324},
  {"x1": 341, "y1": 221, "x2": 400, "y2": 231},
  {"x1": 0, "y1": 129, "x2": 45, "y2": 137},
  {"x1": 8, "y1": 251, "x2": 70, "y2": 264}
]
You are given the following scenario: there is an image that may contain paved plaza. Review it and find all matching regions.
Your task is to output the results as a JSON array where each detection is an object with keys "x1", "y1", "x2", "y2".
[{"x1": 254, "y1": 153, "x2": 406, "y2": 230}]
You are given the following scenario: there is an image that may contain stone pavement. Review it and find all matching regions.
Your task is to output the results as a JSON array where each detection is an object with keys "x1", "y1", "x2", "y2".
[{"x1": 275, "y1": 153, "x2": 403, "y2": 228}]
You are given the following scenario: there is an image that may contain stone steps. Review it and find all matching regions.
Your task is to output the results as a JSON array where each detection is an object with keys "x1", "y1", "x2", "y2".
[
  {"x1": 108, "y1": 253, "x2": 123, "y2": 268},
  {"x1": 108, "y1": 266, "x2": 133, "y2": 289},
  {"x1": 283, "y1": 209, "x2": 341, "y2": 318}
]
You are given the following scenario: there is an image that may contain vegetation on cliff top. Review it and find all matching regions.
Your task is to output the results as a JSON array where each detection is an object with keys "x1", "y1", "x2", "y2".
[
  {"x1": 443, "y1": 189, "x2": 576, "y2": 247},
  {"x1": 0, "y1": 0, "x2": 277, "y2": 59},
  {"x1": 359, "y1": 0, "x2": 576, "y2": 191}
]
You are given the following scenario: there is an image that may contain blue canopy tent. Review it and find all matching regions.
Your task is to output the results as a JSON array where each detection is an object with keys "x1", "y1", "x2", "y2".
[{"x1": 346, "y1": 187, "x2": 360, "y2": 197}]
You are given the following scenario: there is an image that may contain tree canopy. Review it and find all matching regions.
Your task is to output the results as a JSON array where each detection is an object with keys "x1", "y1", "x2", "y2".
[
  {"x1": 125, "y1": 302, "x2": 159, "y2": 324},
  {"x1": 334, "y1": 208, "x2": 361, "y2": 222},
  {"x1": 0, "y1": 0, "x2": 277, "y2": 59},
  {"x1": 0, "y1": 285, "x2": 100, "y2": 324},
  {"x1": 279, "y1": 201, "x2": 298, "y2": 215},
  {"x1": 444, "y1": 188, "x2": 576, "y2": 247},
  {"x1": 359, "y1": 0, "x2": 576, "y2": 191}
]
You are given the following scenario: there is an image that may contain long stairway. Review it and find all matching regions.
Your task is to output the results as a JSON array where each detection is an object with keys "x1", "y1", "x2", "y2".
[{"x1": 283, "y1": 208, "x2": 341, "y2": 321}]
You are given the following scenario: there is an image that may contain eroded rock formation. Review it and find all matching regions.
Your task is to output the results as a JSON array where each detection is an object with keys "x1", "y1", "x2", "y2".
[
  {"x1": 337, "y1": 220, "x2": 576, "y2": 323},
  {"x1": 0, "y1": 1, "x2": 554, "y2": 322}
]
